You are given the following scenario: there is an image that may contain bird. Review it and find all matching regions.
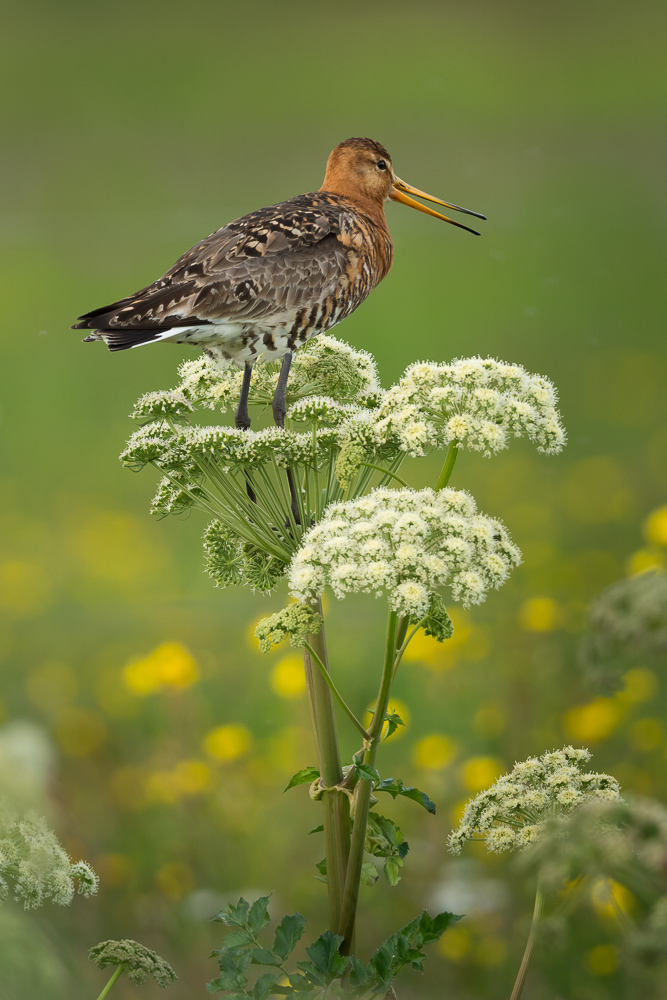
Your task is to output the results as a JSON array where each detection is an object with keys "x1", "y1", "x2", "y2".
[{"x1": 73, "y1": 137, "x2": 485, "y2": 435}]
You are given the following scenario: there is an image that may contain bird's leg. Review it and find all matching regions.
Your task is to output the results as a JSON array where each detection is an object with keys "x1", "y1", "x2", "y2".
[
  {"x1": 235, "y1": 362, "x2": 256, "y2": 504},
  {"x1": 273, "y1": 352, "x2": 300, "y2": 524}
]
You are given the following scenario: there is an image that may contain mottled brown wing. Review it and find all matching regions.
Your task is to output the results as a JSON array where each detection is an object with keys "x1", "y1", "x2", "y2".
[{"x1": 72, "y1": 194, "x2": 351, "y2": 336}]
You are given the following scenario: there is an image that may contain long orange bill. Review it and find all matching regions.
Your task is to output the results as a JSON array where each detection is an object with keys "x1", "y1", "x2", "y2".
[{"x1": 390, "y1": 177, "x2": 486, "y2": 236}]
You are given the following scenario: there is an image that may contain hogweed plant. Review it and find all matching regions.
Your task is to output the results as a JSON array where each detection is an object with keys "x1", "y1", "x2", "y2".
[{"x1": 121, "y1": 335, "x2": 567, "y2": 997}]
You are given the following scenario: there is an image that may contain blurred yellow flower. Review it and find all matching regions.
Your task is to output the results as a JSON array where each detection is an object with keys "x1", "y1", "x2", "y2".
[
  {"x1": 95, "y1": 853, "x2": 132, "y2": 888},
  {"x1": 564, "y1": 697, "x2": 623, "y2": 743},
  {"x1": 620, "y1": 667, "x2": 659, "y2": 704},
  {"x1": 26, "y1": 662, "x2": 78, "y2": 715},
  {"x1": 518, "y1": 596, "x2": 560, "y2": 631},
  {"x1": 413, "y1": 734, "x2": 456, "y2": 770},
  {"x1": 587, "y1": 944, "x2": 619, "y2": 976},
  {"x1": 54, "y1": 707, "x2": 107, "y2": 757},
  {"x1": 123, "y1": 642, "x2": 200, "y2": 696},
  {"x1": 630, "y1": 717, "x2": 664, "y2": 752},
  {"x1": 366, "y1": 699, "x2": 410, "y2": 740},
  {"x1": 473, "y1": 704, "x2": 506, "y2": 738},
  {"x1": 403, "y1": 609, "x2": 471, "y2": 670},
  {"x1": 643, "y1": 505, "x2": 667, "y2": 548},
  {"x1": 626, "y1": 548, "x2": 665, "y2": 576},
  {"x1": 204, "y1": 723, "x2": 252, "y2": 762},
  {"x1": 590, "y1": 878, "x2": 634, "y2": 921},
  {"x1": 0, "y1": 560, "x2": 51, "y2": 618},
  {"x1": 438, "y1": 924, "x2": 471, "y2": 962},
  {"x1": 146, "y1": 770, "x2": 180, "y2": 805},
  {"x1": 270, "y1": 656, "x2": 306, "y2": 699},
  {"x1": 173, "y1": 759, "x2": 212, "y2": 795},
  {"x1": 155, "y1": 861, "x2": 194, "y2": 901},
  {"x1": 461, "y1": 756, "x2": 503, "y2": 793},
  {"x1": 475, "y1": 936, "x2": 506, "y2": 967}
]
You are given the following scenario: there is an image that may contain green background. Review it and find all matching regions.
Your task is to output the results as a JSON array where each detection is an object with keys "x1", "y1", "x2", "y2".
[{"x1": 1, "y1": 1, "x2": 666, "y2": 996}]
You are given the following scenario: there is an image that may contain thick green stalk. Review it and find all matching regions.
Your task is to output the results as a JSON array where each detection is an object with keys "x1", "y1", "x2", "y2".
[
  {"x1": 94, "y1": 966, "x2": 123, "y2": 1000},
  {"x1": 509, "y1": 880, "x2": 544, "y2": 1000},
  {"x1": 302, "y1": 599, "x2": 350, "y2": 933},
  {"x1": 435, "y1": 441, "x2": 459, "y2": 491},
  {"x1": 338, "y1": 610, "x2": 398, "y2": 952}
]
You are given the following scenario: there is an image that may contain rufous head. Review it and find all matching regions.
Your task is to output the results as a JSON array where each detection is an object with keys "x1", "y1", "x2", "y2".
[{"x1": 320, "y1": 136, "x2": 486, "y2": 235}]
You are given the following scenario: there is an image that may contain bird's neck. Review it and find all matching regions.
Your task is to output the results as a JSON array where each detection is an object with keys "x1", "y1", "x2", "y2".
[{"x1": 318, "y1": 180, "x2": 389, "y2": 231}]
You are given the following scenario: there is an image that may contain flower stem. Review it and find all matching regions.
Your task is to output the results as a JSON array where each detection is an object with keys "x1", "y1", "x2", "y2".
[
  {"x1": 302, "y1": 599, "x2": 350, "y2": 934},
  {"x1": 358, "y1": 462, "x2": 409, "y2": 488},
  {"x1": 509, "y1": 880, "x2": 544, "y2": 1000},
  {"x1": 302, "y1": 641, "x2": 370, "y2": 740},
  {"x1": 435, "y1": 442, "x2": 459, "y2": 491},
  {"x1": 337, "y1": 610, "x2": 398, "y2": 952},
  {"x1": 94, "y1": 966, "x2": 123, "y2": 1000}
]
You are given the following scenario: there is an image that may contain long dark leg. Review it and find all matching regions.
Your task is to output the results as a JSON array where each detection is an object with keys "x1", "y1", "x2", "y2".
[
  {"x1": 273, "y1": 352, "x2": 300, "y2": 524},
  {"x1": 235, "y1": 362, "x2": 256, "y2": 503}
]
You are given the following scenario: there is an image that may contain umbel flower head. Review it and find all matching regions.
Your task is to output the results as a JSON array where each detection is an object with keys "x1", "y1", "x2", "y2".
[
  {"x1": 448, "y1": 746, "x2": 621, "y2": 855},
  {"x1": 579, "y1": 569, "x2": 667, "y2": 690},
  {"x1": 89, "y1": 939, "x2": 177, "y2": 987},
  {"x1": 0, "y1": 809, "x2": 98, "y2": 908},
  {"x1": 372, "y1": 357, "x2": 566, "y2": 458},
  {"x1": 288, "y1": 487, "x2": 521, "y2": 616}
]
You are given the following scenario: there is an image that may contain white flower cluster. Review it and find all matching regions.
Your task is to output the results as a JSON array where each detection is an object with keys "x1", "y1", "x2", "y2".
[
  {"x1": 288, "y1": 487, "x2": 521, "y2": 616},
  {"x1": 0, "y1": 809, "x2": 98, "y2": 908},
  {"x1": 373, "y1": 357, "x2": 566, "y2": 458},
  {"x1": 448, "y1": 746, "x2": 621, "y2": 855}
]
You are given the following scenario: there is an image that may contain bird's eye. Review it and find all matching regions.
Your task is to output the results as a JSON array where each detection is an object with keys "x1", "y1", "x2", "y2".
[{"x1": 377, "y1": 159, "x2": 387, "y2": 171}]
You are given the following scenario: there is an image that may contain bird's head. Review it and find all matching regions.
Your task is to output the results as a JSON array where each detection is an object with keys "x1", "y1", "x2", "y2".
[{"x1": 321, "y1": 136, "x2": 485, "y2": 235}]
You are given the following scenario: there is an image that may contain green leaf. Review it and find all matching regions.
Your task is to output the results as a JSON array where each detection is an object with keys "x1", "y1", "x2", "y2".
[
  {"x1": 206, "y1": 984, "x2": 248, "y2": 998},
  {"x1": 412, "y1": 593, "x2": 454, "y2": 643},
  {"x1": 384, "y1": 857, "x2": 403, "y2": 887},
  {"x1": 370, "y1": 939, "x2": 395, "y2": 983},
  {"x1": 284, "y1": 767, "x2": 320, "y2": 792},
  {"x1": 375, "y1": 778, "x2": 436, "y2": 815},
  {"x1": 250, "y1": 948, "x2": 281, "y2": 967},
  {"x1": 360, "y1": 861, "x2": 379, "y2": 886},
  {"x1": 273, "y1": 913, "x2": 307, "y2": 961},
  {"x1": 253, "y1": 972, "x2": 279, "y2": 1000},
  {"x1": 212, "y1": 950, "x2": 252, "y2": 990},
  {"x1": 347, "y1": 956, "x2": 372, "y2": 988},
  {"x1": 219, "y1": 930, "x2": 255, "y2": 951},
  {"x1": 305, "y1": 930, "x2": 348, "y2": 977},
  {"x1": 216, "y1": 897, "x2": 250, "y2": 927},
  {"x1": 383, "y1": 711, "x2": 405, "y2": 740},
  {"x1": 308, "y1": 825, "x2": 324, "y2": 835},
  {"x1": 355, "y1": 762, "x2": 381, "y2": 782},
  {"x1": 315, "y1": 858, "x2": 327, "y2": 876},
  {"x1": 248, "y1": 895, "x2": 272, "y2": 937}
]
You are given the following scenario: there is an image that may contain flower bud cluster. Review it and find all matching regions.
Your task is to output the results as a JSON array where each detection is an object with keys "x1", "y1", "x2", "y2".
[
  {"x1": 448, "y1": 746, "x2": 621, "y2": 855},
  {"x1": 89, "y1": 938, "x2": 177, "y2": 986},
  {"x1": 373, "y1": 357, "x2": 565, "y2": 458},
  {"x1": 0, "y1": 809, "x2": 98, "y2": 908},
  {"x1": 288, "y1": 487, "x2": 521, "y2": 616}
]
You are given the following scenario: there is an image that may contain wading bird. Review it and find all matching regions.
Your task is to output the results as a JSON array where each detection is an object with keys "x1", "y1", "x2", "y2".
[{"x1": 74, "y1": 137, "x2": 485, "y2": 432}]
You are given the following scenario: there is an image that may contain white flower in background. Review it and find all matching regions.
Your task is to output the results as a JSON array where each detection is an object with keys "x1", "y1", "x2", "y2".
[
  {"x1": 288, "y1": 487, "x2": 521, "y2": 615},
  {"x1": 0, "y1": 809, "x2": 98, "y2": 908},
  {"x1": 448, "y1": 746, "x2": 621, "y2": 856},
  {"x1": 375, "y1": 357, "x2": 566, "y2": 458}
]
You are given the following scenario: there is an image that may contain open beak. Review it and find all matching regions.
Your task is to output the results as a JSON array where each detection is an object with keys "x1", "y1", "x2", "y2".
[{"x1": 389, "y1": 177, "x2": 486, "y2": 236}]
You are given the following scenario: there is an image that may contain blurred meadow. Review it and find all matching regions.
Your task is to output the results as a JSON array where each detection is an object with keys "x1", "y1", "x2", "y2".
[{"x1": 1, "y1": 0, "x2": 667, "y2": 996}]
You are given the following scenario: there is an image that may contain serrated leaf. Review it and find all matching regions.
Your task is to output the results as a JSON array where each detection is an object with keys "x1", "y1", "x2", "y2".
[
  {"x1": 295, "y1": 960, "x2": 328, "y2": 988},
  {"x1": 248, "y1": 894, "x2": 272, "y2": 937},
  {"x1": 360, "y1": 861, "x2": 379, "y2": 886},
  {"x1": 417, "y1": 910, "x2": 461, "y2": 945},
  {"x1": 383, "y1": 711, "x2": 405, "y2": 740},
  {"x1": 384, "y1": 857, "x2": 402, "y2": 886},
  {"x1": 347, "y1": 955, "x2": 372, "y2": 987},
  {"x1": 215, "y1": 897, "x2": 250, "y2": 927},
  {"x1": 370, "y1": 939, "x2": 395, "y2": 982},
  {"x1": 411, "y1": 592, "x2": 454, "y2": 643},
  {"x1": 206, "y1": 983, "x2": 247, "y2": 998},
  {"x1": 219, "y1": 930, "x2": 255, "y2": 951},
  {"x1": 250, "y1": 948, "x2": 281, "y2": 967},
  {"x1": 288, "y1": 971, "x2": 314, "y2": 992},
  {"x1": 355, "y1": 762, "x2": 381, "y2": 782},
  {"x1": 397, "y1": 841, "x2": 409, "y2": 860},
  {"x1": 211, "y1": 951, "x2": 251, "y2": 990},
  {"x1": 375, "y1": 778, "x2": 436, "y2": 815},
  {"x1": 284, "y1": 767, "x2": 320, "y2": 792},
  {"x1": 305, "y1": 930, "x2": 348, "y2": 977},
  {"x1": 253, "y1": 972, "x2": 279, "y2": 1000},
  {"x1": 273, "y1": 912, "x2": 307, "y2": 961}
]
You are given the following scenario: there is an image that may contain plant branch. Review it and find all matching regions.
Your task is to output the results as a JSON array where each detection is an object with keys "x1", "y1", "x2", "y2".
[
  {"x1": 338, "y1": 609, "x2": 398, "y2": 952},
  {"x1": 302, "y1": 600, "x2": 350, "y2": 934},
  {"x1": 435, "y1": 441, "x2": 459, "y2": 491},
  {"x1": 94, "y1": 966, "x2": 123, "y2": 1000},
  {"x1": 509, "y1": 879, "x2": 544, "y2": 1000},
  {"x1": 358, "y1": 462, "x2": 409, "y2": 488},
  {"x1": 303, "y1": 642, "x2": 370, "y2": 740}
]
